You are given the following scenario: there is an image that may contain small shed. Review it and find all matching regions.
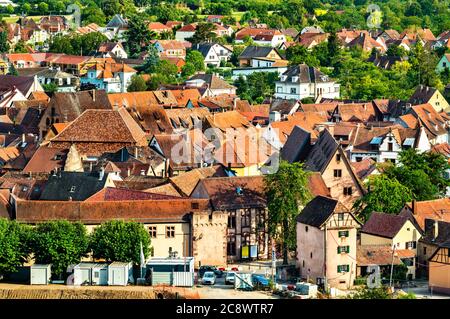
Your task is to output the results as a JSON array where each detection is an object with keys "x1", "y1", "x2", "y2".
[
  {"x1": 146, "y1": 257, "x2": 195, "y2": 287},
  {"x1": 108, "y1": 262, "x2": 133, "y2": 286},
  {"x1": 30, "y1": 264, "x2": 51, "y2": 285},
  {"x1": 73, "y1": 263, "x2": 95, "y2": 285},
  {"x1": 91, "y1": 263, "x2": 109, "y2": 285}
]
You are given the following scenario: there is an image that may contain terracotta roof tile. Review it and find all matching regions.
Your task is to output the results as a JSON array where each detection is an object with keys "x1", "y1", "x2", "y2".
[
  {"x1": 144, "y1": 183, "x2": 182, "y2": 197},
  {"x1": 357, "y1": 245, "x2": 404, "y2": 266},
  {"x1": 15, "y1": 198, "x2": 210, "y2": 224},
  {"x1": 401, "y1": 198, "x2": 450, "y2": 230},
  {"x1": 22, "y1": 146, "x2": 68, "y2": 173},
  {"x1": 85, "y1": 187, "x2": 180, "y2": 201},
  {"x1": 169, "y1": 165, "x2": 227, "y2": 196},
  {"x1": 361, "y1": 212, "x2": 409, "y2": 238},
  {"x1": 49, "y1": 108, "x2": 147, "y2": 156}
]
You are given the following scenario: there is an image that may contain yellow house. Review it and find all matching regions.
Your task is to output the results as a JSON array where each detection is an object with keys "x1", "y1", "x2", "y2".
[
  {"x1": 428, "y1": 245, "x2": 450, "y2": 295},
  {"x1": 360, "y1": 212, "x2": 422, "y2": 279},
  {"x1": 409, "y1": 85, "x2": 450, "y2": 113},
  {"x1": 0, "y1": 58, "x2": 8, "y2": 75}
]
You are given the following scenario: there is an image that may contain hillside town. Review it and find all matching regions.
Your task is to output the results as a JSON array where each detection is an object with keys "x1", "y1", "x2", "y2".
[{"x1": 0, "y1": 0, "x2": 449, "y2": 300}]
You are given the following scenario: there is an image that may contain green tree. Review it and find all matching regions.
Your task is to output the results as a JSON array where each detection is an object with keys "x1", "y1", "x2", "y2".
[
  {"x1": 286, "y1": 44, "x2": 320, "y2": 66},
  {"x1": 265, "y1": 161, "x2": 312, "y2": 264},
  {"x1": 141, "y1": 45, "x2": 160, "y2": 73},
  {"x1": 326, "y1": 31, "x2": 341, "y2": 67},
  {"x1": 21, "y1": 3, "x2": 32, "y2": 15},
  {"x1": 125, "y1": 15, "x2": 154, "y2": 58},
  {"x1": 155, "y1": 60, "x2": 178, "y2": 78},
  {"x1": 49, "y1": 34, "x2": 74, "y2": 54},
  {"x1": 37, "y1": 2, "x2": 49, "y2": 14},
  {"x1": 386, "y1": 44, "x2": 407, "y2": 57},
  {"x1": 181, "y1": 62, "x2": 196, "y2": 77},
  {"x1": 407, "y1": 42, "x2": 442, "y2": 89},
  {"x1": 90, "y1": 220, "x2": 151, "y2": 264},
  {"x1": 42, "y1": 83, "x2": 59, "y2": 94},
  {"x1": 188, "y1": 22, "x2": 217, "y2": 44},
  {"x1": 186, "y1": 50, "x2": 205, "y2": 72},
  {"x1": 386, "y1": 148, "x2": 450, "y2": 198},
  {"x1": 348, "y1": 286, "x2": 392, "y2": 299},
  {"x1": 279, "y1": 0, "x2": 306, "y2": 28},
  {"x1": 127, "y1": 74, "x2": 147, "y2": 92},
  {"x1": 6, "y1": 4, "x2": 14, "y2": 14},
  {"x1": 230, "y1": 45, "x2": 245, "y2": 67},
  {"x1": 354, "y1": 174, "x2": 413, "y2": 221},
  {"x1": 8, "y1": 64, "x2": 18, "y2": 76},
  {"x1": 0, "y1": 31, "x2": 10, "y2": 53},
  {"x1": 30, "y1": 221, "x2": 89, "y2": 278},
  {"x1": 14, "y1": 40, "x2": 28, "y2": 53},
  {"x1": 80, "y1": 32, "x2": 108, "y2": 54},
  {"x1": 0, "y1": 219, "x2": 30, "y2": 276},
  {"x1": 82, "y1": 3, "x2": 107, "y2": 26},
  {"x1": 234, "y1": 72, "x2": 278, "y2": 103}
]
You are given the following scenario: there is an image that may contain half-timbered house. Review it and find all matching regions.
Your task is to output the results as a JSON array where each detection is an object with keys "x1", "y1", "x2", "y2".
[
  {"x1": 296, "y1": 195, "x2": 362, "y2": 290},
  {"x1": 428, "y1": 243, "x2": 450, "y2": 294}
]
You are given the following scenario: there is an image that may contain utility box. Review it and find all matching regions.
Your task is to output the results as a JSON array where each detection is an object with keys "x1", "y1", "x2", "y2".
[
  {"x1": 108, "y1": 262, "x2": 133, "y2": 286},
  {"x1": 30, "y1": 264, "x2": 51, "y2": 285}
]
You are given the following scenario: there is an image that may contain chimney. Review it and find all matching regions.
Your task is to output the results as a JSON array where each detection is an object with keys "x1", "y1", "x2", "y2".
[
  {"x1": 433, "y1": 220, "x2": 439, "y2": 240},
  {"x1": 92, "y1": 89, "x2": 96, "y2": 102},
  {"x1": 412, "y1": 199, "x2": 417, "y2": 215},
  {"x1": 269, "y1": 111, "x2": 281, "y2": 123},
  {"x1": 99, "y1": 167, "x2": 105, "y2": 180},
  {"x1": 134, "y1": 147, "x2": 138, "y2": 159},
  {"x1": 113, "y1": 101, "x2": 118, "y2": 111},
  {"x1": 127, "y1": 167, "x2": 131, "y2": 177},
  {"x1": 233, "y1": 97, "x2": 237, "y2": 110},
  {"x1": 22, "y1": 133, "x2": 25, "y2": 144}
]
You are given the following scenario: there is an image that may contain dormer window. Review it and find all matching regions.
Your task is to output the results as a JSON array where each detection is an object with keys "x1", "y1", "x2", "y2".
[
  {"x1": 70, "y1": 186, "x2": 76, "y2": 192},
  {"x1": 280, "y1": 75, "x2": 287, "y2": 81},
  {"x1": 292, "y1": 76, "x2": 298, "y2": 82}
]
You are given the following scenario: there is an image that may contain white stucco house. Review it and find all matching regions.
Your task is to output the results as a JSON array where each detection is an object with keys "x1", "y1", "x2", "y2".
[
  {"x1": 274, "y1": 64, "x2": 340, "y2": 100},
  {"x1": 191, "y1": 43, "x2": 232, "y2": 67},
  {"x1": 80, "y1": 62, "x2": 136, "y2": 93}
]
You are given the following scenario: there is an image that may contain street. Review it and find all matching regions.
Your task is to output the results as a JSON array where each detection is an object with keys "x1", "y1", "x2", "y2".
[{"x1": 196, "y1": 274, "x2": 279, "y2": 299}]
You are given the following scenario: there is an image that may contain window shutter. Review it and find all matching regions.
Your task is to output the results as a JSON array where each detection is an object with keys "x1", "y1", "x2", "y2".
[{"x1": 337, "y1": 265, "x2": 341, "y2": 273}]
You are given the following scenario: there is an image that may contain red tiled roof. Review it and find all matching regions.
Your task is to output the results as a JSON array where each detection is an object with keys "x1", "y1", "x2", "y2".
[
  {"x1": 361, "y1": 212, "x2": 410, "y2": 238},
  {"x1": 22, "y1": 146, "x2": 68, "y2": 173},
  {"x1": 85, "y1": 187, "x2": 180, "y2": 201},
  {"x1": 15, "y1": 198, "x2": 211, "y2": 224},
  {"x1": 402, "y1": 198, "x2": 450, "y2": 230}
]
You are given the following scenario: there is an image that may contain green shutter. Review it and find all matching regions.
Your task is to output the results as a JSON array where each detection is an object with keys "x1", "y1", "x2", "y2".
[
  {"x1": 337, "y1": 247, "x2": 340, "y2": 254},
  {"x1": 337, "y1": 265, "x2": 341, "y2": 272},
  {"x1": 338, "y1": 231, "x2": 349, "y2": 237}
]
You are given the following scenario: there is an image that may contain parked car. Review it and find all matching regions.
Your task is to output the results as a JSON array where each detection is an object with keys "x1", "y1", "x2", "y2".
[
  {"x1": 202, "y1": 271, "x2": 216, "y2": 285},
  {"x1": 199, "y1": 266, "x2": 223, "y2": 278},
  {"x1": 252, "y1": 274, "x2": 270, "y2": 290},
  {"x1": 225, "y1": 271, "x2": 236, "y2": 285}
]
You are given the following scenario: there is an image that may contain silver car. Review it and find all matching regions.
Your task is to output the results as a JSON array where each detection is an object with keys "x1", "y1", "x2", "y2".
[
  {"x1": 202, "y1": 271, "x2": 216, "y2": 285},
  {"x1": 225, "y1": 271, "x2": 236, "y2": 285}
]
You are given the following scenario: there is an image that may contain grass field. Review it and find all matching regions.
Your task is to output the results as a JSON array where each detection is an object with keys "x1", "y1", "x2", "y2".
[{"x1": 1, "y1": 15, "x2": 73, "y2": 24}]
